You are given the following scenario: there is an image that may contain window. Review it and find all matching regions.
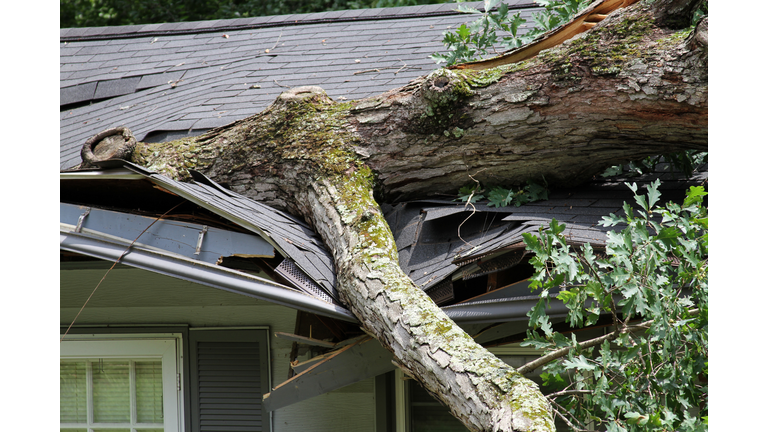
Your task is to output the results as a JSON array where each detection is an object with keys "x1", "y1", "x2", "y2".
[{"x1": 60, "y1": 337, "x2": 182, "y2": 432}]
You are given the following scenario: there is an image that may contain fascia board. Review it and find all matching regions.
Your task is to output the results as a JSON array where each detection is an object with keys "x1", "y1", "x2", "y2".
[
  {"x1": 60, "y1": 167, "x2": 145, "y2": 180},
  {"x1": 59, "y1": 230, "x2": 358, "y2": 323},
  {"x1": 62, "y1": 163, "x2": 285, "y2": 257},
  {"x1": 61, "y1": 202, "x2": 275, "y2": 264}
]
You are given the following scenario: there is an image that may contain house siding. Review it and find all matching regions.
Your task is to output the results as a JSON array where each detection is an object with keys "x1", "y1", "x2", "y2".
[{"x1": 61, "y1": 265, "x2": 377, "y2": 432}]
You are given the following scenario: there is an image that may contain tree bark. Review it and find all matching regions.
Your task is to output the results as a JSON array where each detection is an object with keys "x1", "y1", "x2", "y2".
[{"x1": 109, "y1": 1, "x2": 708, "y2": 430}]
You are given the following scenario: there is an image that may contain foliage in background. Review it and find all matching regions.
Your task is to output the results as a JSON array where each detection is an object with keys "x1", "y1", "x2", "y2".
[
  {"x1": 457, "y1": 178, "x2": 549, "y2": 207},
  {"x1": 522, "y1": 181, "x2": 708, "y2": 431},
  {"x1": 60, "y1": 0, "x2": 452, "y2": 28},
  {"x1": 601, "y1": 151, "x2": 708, "y2": 179},
  {"x1": 431, "y1": 0, "x2": 591, "y2": 65}
]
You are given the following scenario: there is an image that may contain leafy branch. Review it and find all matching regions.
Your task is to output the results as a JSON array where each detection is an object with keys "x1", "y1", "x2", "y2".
[
  {"x1": 457, "y1": 178, "x2": 549, "y2": 207},
  {"x1": 520, "y1": 181, "x2": 708, "y2": 432},
  {"x1": 601, "y1": 150, "x2": 708, "y2": 179},
  {"x1": 432, "y1": 0, "x2": 592, "y2": 66}
]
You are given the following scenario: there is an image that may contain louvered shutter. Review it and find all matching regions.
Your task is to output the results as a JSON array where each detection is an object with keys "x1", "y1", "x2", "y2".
[{"x1": 190, "y1": 330, "x2": 270, "y2": 432}]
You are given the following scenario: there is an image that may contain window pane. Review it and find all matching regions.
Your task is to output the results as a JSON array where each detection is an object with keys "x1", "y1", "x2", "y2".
[
  {"x1": 60, "y1": 429, "x2": 87, "y2": 432},
  {"x1": 60, "y1": 361, "x2": 88, "y2": 423},
  {"x1": 92, "y1": 429, "x2": 130, "y2": 432},
  {"x1": 136, "y1": 361, "x2": 164, "y2": 423},
  {"x1": 92, "y1": 361, "x2": 130, "y2": 423}
]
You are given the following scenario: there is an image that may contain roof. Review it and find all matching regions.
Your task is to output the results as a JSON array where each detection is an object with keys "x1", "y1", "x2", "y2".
[
  {"x1": 60, "y1": 162, "x2": 353, "y2": 321},
  {"x1": 59, "y1": 1, "x2": 543, "y2": 169},
  {"x1": 59, "y1": 2, "x2": 708, "y2": 323}
]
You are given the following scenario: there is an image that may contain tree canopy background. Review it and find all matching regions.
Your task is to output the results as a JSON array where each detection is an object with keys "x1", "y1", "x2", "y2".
[{"x1": 60, "y1": 0, "x2": 452, "y2": 28}]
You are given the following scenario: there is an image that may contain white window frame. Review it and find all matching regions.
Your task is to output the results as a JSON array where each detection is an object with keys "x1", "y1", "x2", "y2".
[{"x1": 60, "y1": 334, "x2": 183, "y2": 432}]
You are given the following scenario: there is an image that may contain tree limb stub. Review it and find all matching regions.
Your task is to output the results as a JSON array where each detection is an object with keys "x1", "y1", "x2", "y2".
[{"x1": 89, "y1": 3, "x2": 708, "y2": 431}]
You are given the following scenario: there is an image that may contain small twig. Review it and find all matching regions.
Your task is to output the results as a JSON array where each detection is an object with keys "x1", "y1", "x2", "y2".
[
  {"x1": 61, "y1": 202, "x2": 184, "y2": 341},
  {"x1": 353, "y1": 69, "x2": 381, "y2": 75},
  {"x1": 547, "y1": 389, "x2": 593, "y2": 397},
  {"x1": 274, "y1": 79, "x2": 290, "y2": 88},
  {"x1": 457, "y1": 168, "x2": 487, "y2": 248},
  {"x1": 395, "y1": 59, "x2": 415, "y2": 75},
  {"x1": 352, "y1": 60, "x2": 421, "y2": 76},
  {"x1": 548, "y1": 397, "x2": 589, "y2": 431},
  {"x1": 271, "y1": 29, "x2": 283, "y2": 50}
]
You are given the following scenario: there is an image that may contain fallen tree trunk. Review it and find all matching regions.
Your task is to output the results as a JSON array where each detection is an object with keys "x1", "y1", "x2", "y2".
[{"x1": 86, "y1": 1, "x2": 707, "y2": 430}]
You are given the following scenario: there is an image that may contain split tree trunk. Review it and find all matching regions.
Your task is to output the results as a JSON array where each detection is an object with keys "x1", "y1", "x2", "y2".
[{"x1": 119, "y1": 1, "x2": 707, "y2": 430}]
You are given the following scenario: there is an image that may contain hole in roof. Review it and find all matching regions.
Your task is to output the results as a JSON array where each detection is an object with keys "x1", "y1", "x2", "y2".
[{"x1": 143, "y1": 129, "x2": 210, "y2": 143}]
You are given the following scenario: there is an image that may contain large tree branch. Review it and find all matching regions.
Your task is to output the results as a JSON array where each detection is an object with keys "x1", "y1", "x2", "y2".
[
  {"x1": 128, "y1": 1, "x2": 707, "y2": 210},
  {"x1": 348, "y1": 1, "x2": 707, "y2": 201}
]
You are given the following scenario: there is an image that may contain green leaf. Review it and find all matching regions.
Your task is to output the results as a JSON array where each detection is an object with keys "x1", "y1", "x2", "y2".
[
  {"x1": 600, "y1": 212, "x2": 624, "y2": 227},
  {"x1": 556, "y1": 289, "x2": 577, "y2": 303},
  {"x1": 456, "y1": 5, "x2": 481, "y2": 14},
  {"x1": 522, "y1": 232, "x2": 543, "y2": 254},
  {"x1": 683, "y1": 185, "x2": 708, "y2": 207},
  {"x1": 634, "y1": 191, "x2": 649, "y2": 212},
  {"x1": 487, "y1": 186, "x2": 511, "y2": 207},
  {"x1": 525, "y1": 179, "x2": 549, "y2": 201},
  {"x1": 563, "y1": 354, "x2": 596, "y2": 371},
  {"x1": 549, "y1": 218, "x2": 565, "y2": 236},
  {"x1": 625, "y1": 412, "x2": 648, "y2": 426},
  {"x1": 647, "y1": 179, "x2": 661, "y2": 209},
  {"x1": 456, "y1": 23, "x2": 471, "y2": 39},
  {"x1": 457, "y1": 183, "x2": 484, "y2": 203},
  {"x1": 657, "y1": 226, "x2": 681, "y2": 248},
  {"x1": 541, "y1": 371, "x2": 566, "y2": 388},
  {"x1": 484, "y1": 0, "x2": 501, "y2": 11}
]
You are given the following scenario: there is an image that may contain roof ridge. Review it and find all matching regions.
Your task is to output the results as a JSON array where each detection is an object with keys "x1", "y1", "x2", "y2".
[{"x1": 60, "y1": 1, "x2": 540, "y2": 42}]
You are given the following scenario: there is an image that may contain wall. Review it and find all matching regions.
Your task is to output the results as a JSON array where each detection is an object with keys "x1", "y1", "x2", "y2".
[{"x1": 60, "y1": 265, "x2": 377, "y2": 432}]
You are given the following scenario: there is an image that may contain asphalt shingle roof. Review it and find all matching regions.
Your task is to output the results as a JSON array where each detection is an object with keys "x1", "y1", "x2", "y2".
[{"x1": 60, "y1": 1, "x2": 542, "y2": 170}]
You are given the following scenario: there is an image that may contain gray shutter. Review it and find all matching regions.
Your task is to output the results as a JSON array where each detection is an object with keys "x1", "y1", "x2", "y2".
[{"x1": 190, "y1": 330, "x2": 270, "y2": 432}]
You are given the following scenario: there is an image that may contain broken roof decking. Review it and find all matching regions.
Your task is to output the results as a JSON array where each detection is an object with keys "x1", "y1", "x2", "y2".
[
  {"x1": 59, "y1": 1, "x2": 543, "y2": 169},
  {"x1": 61, "y1": 162, "x2": 340, "y2": 306},
  {"x1": 60, "y1": 160, "x2": 706, "y2": 325},
  {"x1": 385, "y1": 165, "x2": 708, "y2": 291}
]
